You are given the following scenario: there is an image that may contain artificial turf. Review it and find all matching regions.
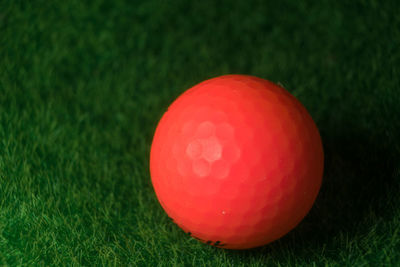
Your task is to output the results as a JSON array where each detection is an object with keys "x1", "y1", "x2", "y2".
[{"x1": 1, "y1": 0, "x2": 400, "y2": 265}]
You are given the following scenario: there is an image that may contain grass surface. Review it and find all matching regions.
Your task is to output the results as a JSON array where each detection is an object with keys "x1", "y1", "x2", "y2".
[{"x1": 1, "y1": 0, "x2": 400, "y2": 265}]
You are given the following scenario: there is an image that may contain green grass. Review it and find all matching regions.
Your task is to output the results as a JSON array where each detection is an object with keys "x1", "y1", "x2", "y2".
[{"x1": 1, "y1": 0, "x2": 399, "y2": 265}]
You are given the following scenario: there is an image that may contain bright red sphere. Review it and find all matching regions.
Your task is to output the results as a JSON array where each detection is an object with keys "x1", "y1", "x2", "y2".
[{"x1": 150, "y1": 75, "x2": 324, "y2": 249}]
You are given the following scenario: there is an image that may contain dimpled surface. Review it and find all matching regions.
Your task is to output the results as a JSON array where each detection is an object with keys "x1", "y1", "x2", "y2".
[{"x1": 150, "y1": 75, "x2": 324, "y2": 249}]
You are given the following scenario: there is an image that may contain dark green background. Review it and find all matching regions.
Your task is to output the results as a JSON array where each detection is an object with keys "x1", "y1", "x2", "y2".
[{"x1": 1, "y1": 0, "x2": 399, "y2": 265}]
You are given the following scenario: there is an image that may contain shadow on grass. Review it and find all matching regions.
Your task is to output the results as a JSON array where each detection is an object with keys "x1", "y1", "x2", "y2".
[{"x1": 224, "y1": 125, "x2": 398, "y2": 260}]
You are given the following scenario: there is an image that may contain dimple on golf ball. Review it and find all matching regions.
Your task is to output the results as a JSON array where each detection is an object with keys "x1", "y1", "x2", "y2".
[{"x1": 150, "y1": 75, "x2": 324, "y2": 249}]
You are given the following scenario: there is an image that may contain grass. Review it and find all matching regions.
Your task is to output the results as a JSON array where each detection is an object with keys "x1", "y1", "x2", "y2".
[{"x1": 0, "y1": 0, "x2": 399, "y2": 265}]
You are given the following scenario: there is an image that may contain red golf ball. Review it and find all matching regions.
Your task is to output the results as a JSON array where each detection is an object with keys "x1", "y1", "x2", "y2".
[{"x1": 150, "y1": 75, "x2": 324, "y2": 249}]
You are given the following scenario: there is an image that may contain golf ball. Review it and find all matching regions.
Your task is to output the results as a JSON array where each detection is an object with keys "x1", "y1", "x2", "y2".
[{"x1": 150, "y1": 75, "x2": 324, "y2": 249}]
